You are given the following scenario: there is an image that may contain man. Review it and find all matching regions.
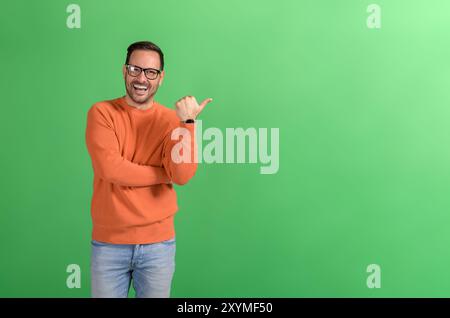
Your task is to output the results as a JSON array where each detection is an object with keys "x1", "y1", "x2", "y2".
[{"x1": 85, "y1": 41, "x2": 212, "y2": 298}]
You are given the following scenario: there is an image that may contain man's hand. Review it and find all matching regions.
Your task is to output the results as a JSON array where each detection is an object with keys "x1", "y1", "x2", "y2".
[{"x1": 175, "y1": 96, "x2": 213, "y2": 122}]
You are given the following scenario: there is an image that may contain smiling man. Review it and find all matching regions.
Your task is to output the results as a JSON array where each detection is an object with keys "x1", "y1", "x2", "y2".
[{"x1": 85, "y1": 41, "x2": 212, "y2": 298}]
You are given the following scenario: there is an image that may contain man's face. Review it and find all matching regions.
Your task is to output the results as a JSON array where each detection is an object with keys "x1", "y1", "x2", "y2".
[{"x1": 123, "y1": 49, "x2": 164, "y2": 105}]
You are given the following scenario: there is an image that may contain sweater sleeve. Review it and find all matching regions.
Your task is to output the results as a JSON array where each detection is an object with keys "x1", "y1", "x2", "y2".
[
  {"x1": 85, "y1": 105, "x2": 170, "y2": 187},
  {"x1": 162, "y1": 122, "x2": 198, "y2": 185}
]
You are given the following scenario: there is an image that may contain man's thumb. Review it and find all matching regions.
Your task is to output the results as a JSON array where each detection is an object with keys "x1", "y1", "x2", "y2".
[{"x1": 199, "y1": 98, "x2": 213, "y2": 111}]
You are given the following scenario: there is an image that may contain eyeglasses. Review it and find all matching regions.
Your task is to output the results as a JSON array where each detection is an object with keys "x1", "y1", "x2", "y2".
[{"x1": 125, "y1": 64, "x2": 161, "y2": 80}]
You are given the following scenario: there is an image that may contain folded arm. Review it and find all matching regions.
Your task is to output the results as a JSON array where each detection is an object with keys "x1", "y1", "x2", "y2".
[
  {"x1": 85, "y1": 106, "x2": 170, "y2": 187},
  {"x1": 162, "y1": 122, "x2": 198, "y2": 185}
]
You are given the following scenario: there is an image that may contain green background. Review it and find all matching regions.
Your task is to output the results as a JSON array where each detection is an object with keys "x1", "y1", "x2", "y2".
[{"x1": 1, "y1": 0, "x2": 450, "y2": 297}]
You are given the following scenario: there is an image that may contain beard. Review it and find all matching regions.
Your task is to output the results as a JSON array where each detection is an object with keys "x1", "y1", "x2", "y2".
[{"x1": 125, "y1": 79, "x2": 157, "y2": 105}]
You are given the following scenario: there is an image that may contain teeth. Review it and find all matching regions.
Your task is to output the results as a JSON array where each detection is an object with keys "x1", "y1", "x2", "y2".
[{"x1": 133, "y1": 84, "x2": 147, "y2": 90}]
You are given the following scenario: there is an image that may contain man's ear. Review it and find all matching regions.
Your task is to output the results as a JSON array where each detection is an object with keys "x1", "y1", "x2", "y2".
[
  {"x1": 159, "y1": 70, "x2": 165, "y2": 86},
  {"x1": 122, "y1": 65, "x2": 127, "y2": 79}
]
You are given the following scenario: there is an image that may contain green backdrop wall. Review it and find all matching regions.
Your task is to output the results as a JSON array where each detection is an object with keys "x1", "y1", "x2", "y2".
[{"x1": 1, "y1": 0, "x2": 450, "y2": 297}]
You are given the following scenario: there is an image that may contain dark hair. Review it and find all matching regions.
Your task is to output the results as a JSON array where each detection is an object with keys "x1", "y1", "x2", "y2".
[{"x1": 125, "y1": 41, "x2": 164, "y2": 70}]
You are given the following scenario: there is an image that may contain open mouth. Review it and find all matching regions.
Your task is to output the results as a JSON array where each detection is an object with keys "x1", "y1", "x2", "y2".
[{"x1": 133, "y1": 83, "x2": 148, "y2": 92}]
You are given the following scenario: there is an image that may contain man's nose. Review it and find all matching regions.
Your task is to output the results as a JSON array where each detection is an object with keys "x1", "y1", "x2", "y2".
[{"x1": 137, "y1": 71, "x2": 147, "y2": 82}]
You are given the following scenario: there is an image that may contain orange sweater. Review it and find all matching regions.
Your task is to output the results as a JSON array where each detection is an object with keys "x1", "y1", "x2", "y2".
[{"x1": 85, "y1": 96, "x2": 197, "y2": 244}]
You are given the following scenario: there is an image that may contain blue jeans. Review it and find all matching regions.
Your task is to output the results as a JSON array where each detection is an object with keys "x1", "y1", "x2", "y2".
[{"x1": 90, "y1": 237, "x2": 176, "y2": 298}]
